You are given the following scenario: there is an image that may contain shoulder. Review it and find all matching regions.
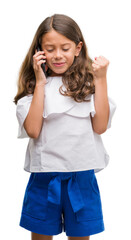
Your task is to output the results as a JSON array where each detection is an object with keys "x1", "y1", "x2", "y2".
[{"x1": 17, "y1": 94, "x2": 33, "y2": 105}]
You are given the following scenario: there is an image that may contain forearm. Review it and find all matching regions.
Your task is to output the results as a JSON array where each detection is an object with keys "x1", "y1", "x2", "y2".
[
  {"x1": 91, "y1": 77, "x2": 110, "y2": 134},
  {"x1": 24, "y1": 82, "x2": 45, "y2": 138}
]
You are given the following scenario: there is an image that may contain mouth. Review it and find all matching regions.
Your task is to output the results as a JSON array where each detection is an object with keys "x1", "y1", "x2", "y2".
[{"x1": 53, "y1": 62, "x2": 65, "y2": 67}]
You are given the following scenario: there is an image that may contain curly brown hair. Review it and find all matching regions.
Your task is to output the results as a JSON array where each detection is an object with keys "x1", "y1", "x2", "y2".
[{"x1": 13, "y1": 14, "x2": 95, "y2": 105}]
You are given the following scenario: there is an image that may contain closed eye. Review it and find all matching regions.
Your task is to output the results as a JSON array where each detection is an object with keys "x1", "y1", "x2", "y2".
[
  {"x1": 46, "y1": 48, "x2": 69, "y2": 52},
  {"x1": 63, "y1": 49, "x2": 69, "y2": 51},
  {"x1": 47, "y1": 49, "x2": 53, "y2": 52}
]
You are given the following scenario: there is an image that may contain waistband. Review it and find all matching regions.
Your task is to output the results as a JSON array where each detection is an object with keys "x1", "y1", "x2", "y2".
[{"x1": 46, "y1": 170, "x2": 93, "y2": 213}]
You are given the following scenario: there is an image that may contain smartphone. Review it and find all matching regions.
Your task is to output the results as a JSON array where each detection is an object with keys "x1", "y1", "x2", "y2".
[{"x1": 37, "y1": 44, "x2": 47, "y2": 77}]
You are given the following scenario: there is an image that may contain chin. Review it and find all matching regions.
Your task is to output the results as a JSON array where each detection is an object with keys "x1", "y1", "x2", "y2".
[{"x1": 51, "y1": 69, "x2": 67, "y2": 76}]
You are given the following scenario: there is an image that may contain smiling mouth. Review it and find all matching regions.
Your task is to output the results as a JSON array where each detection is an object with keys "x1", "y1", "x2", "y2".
[{"x1": 53, "y1": 62, "x2": 65, "y2": 67}]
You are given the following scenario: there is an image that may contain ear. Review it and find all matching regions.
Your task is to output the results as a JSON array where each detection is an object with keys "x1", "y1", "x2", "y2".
[{"x1": 75, "y1": 41, "x2": 83, "y2": 57}]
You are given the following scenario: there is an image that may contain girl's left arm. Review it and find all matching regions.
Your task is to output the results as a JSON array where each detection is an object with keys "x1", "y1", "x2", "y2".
[{"x1": 91, "y1": 56, "x2": 110, "y2": 135}]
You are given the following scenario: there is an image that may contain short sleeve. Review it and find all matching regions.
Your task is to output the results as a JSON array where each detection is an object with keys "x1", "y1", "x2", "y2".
[
  {"x1": 16, "y1": 95, "x2": 33, "y2": 138},
  {"x1": 89, "y1": 94, "x2": 96, "y2": 118},
  {"x1": 106, "y1": 96, "x2": 117, "y2": 129},
  {"x1": 90, "y1": 94, "x2": 117, "y2": 129}
]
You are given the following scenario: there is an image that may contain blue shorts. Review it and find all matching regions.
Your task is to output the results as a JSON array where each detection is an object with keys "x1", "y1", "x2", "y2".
[{"x1": 19, "y1": 170, "x2": 105, "y2": 237}]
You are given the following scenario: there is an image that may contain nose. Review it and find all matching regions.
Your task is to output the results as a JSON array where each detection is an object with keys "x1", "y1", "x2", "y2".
[{"x1": 54, "y1": 49, "x2": 62, "y2": 59}]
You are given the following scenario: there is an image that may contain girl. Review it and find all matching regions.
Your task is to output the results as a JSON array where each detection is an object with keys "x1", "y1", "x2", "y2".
[{"x1": 14, "y1": 14, "x2": 116, "y2": 240}]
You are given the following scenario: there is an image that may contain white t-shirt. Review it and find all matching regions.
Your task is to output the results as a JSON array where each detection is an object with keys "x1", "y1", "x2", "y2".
[{"x1": 16, "y1": 76, "x2": 117, "y2": 173}]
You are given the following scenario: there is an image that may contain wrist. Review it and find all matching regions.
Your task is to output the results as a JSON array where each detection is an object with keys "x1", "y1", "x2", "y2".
[
  {"x1": 35, "y1": 81, "x2": 48, "y2": 87},
  {"x1": 94, "y1": 76, "x2": 107, "y2": 84}
]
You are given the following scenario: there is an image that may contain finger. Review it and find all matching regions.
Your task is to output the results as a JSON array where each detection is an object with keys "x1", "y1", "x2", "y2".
[
  {"x1": 36, "y1": 59, "x2": 46, "y2": 66},
  {"x1": 33, "y1": 55, "x2": 46, "y2": 64},
  {"x1": 92, "y1": 63, "x2": 96, "y2": 67},
  {"x1": 34, "y1": 60, "x2": 46, "y2": 69},
  {"x1": 99, "y1": 56, "x2": 109, "y2": 65},
  {"x1": 93, "y1": 59, "x2": 99, "y2": 65},
  {"x1": 92, "y1": 64, "x2": 99, "y2": 70},
  {"x1": 99, "y1": 55, "x2": 106, "y2": 59},
  {"x1": 35, "y1": 55, "x2": 46, "y2": 61},
  {"x1": 92, "y1": 63, "x2": 98, "y2": 68},
  {"x1": 93, "y1": 58, "x2": 105, "y2": 66},
  {"x1": 34, "y1": 50, "x2": 45, "y2": 57}
]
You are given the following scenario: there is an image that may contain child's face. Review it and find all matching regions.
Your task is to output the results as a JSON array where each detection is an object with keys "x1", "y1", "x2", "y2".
[{"x1": 41, "y1": 29, "x2": 82, "y2": 76}]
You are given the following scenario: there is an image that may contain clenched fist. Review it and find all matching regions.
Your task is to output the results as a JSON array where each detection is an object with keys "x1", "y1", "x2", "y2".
[{"x1": 92, "y1": 56, "x2": 110, "y2": 80}]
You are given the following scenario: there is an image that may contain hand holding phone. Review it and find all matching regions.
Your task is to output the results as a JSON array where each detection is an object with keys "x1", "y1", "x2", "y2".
[
  {"x1": 37, "y1": 44, "x2": 48, "y2": 77},
  {"x1": 32, "y1": 45, "x2": 48, "y2": 84}
]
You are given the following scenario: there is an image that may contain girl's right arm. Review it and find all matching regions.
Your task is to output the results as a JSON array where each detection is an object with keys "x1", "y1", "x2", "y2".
[{"x1": 23, "y1": 49, "x2": 47, "y2": 138}]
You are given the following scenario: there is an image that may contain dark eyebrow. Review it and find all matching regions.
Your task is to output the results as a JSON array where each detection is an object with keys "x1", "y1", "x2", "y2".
[{"x1": 44, "y1": 43, "x2": 71, "y2": 47}]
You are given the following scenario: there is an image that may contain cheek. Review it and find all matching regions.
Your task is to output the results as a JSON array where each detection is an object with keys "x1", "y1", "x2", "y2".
[
  {"x1": 45, "y1": 53, "x2": 50, "y2": 59},
  {"x1": 67, "y1": 53, "x2": 75, "y2": 64},
  {"x1": 45, "y1": 54, "x2": 52, "y2": 65}
]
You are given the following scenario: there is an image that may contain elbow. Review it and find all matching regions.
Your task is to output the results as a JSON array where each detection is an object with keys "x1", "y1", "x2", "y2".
[
  {"x1": 24, "y1": 127, "x2": 40, "y2": 139},
  {"x1": 94, "y1": 127, "x2": 107, "y2": 135},
  {"x1": 23, "y1": 121, "x2": 41, "y2": 139},
  {"x1": 27, "y1": 130, "x2": 40, "y2": 139},
  {"x1": 92, "y1": 123, "x2": 107, "y2": 135},
  {"x1": 91, "y1": 114, "x2": 108, "y2": 135}
]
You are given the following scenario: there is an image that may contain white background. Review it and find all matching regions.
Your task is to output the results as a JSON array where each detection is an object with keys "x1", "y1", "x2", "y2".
[{"x1": 0, "y1": 0, "x2": 131, "y2": 239}]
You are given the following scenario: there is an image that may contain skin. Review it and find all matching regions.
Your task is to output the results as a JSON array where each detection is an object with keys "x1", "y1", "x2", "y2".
[
  {"x1": 40, "y1": 29, "x2": 83, "y2": 76},
  {"x1": 31, "y1": 232, "x2": 90, "y2": 240},
  {"x1": 31, "y1": 30, "x2": 109, "y2": 239},
  {"x1": 32, "y1": 32, "x2": 89, "y2": 238},
  {"x1": 33, "y1": 30, "x2": 110, "y2": 135},
  {"x1": 36, "y1": 30, "x2": 110, "y2": 135},
  {"x1": 91, "y1": 56, "x2": 110, "y2": 134}
]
